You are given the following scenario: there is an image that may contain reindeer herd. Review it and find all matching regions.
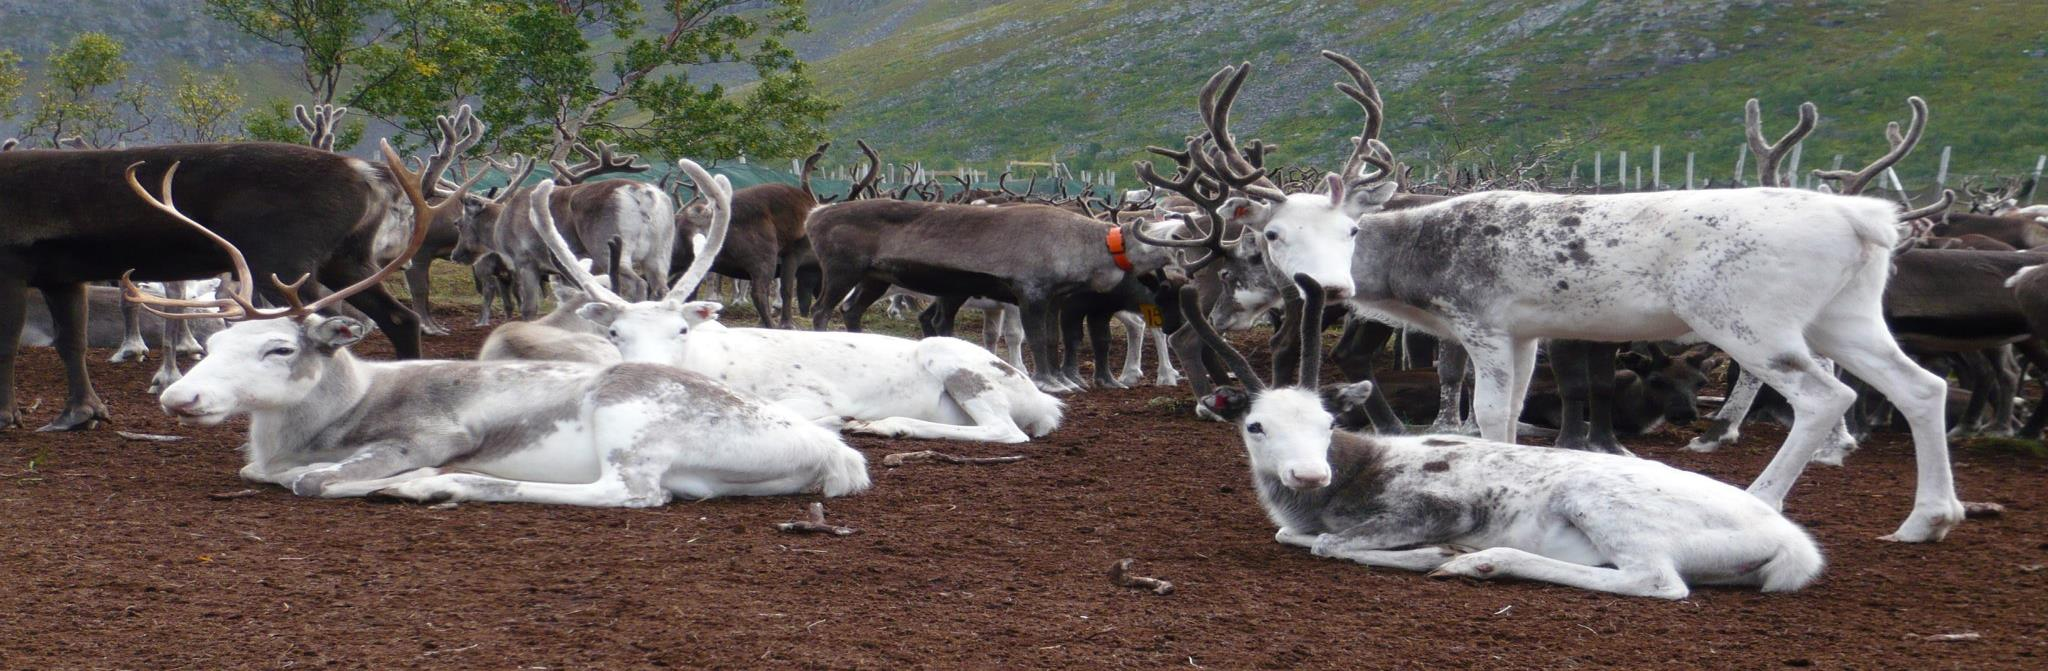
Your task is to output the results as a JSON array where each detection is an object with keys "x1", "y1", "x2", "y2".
[{"x1": 1, "y1": 50, "x2": 2041, "y2": 600}]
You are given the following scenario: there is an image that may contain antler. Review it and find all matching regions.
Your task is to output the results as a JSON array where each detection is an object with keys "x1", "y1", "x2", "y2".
[
  {"x1": 800, "y1": 141, "x2": 830, "y2": 198},
  {"x1": 120, "y1": 140, "x2": 483, "y2": 321},
  {"x1": 0, "y1": 138, "x2": 17, "y2": 152},
  {"x1": 1812, "y1": 97, "x2": 1926, "y2": 196},
  {"x1": 1175, "y1": 284, "x2": 1265, "y2": 394},
  {"x1": 1744, "y1": 98, "x2": 1818, "y2": 187},
  {"x1": 664, "y1": 159, "x2": 734, "y2": 303},
  {"x1": 526, "y1": 181, "x2": 626, "y2": 307},
  {"x1": 1899, "y1": 189, "x2": 1955, "y2": 222},
  {"x1": 550, "y1": 140, "x2": 649, "y2": 184},
  {"x1": 486, "y1": 153, "x2": 537, "y2": 204},
  {"x1": 419, "y1": 104, "x2": 484, "y2": 196},
  {"x1": 1293, "y1": 274, "x2": 1325, "y2": 388},
  {"x1": 849, "y1": 140, "x2": 883, "y2": 199},
  {"x1": 1194, "y1": 63, "x2": 1289, "y2": 203},
  {"x1": 293, "y1": 104, "x2": 349, "y2": 152},
  {"x1": 1131, "y1": 136, "x2": 1233, "y2": 272},
  {"x1": 1320, "y1": 49, "x2": 1395, "y2": 187}
]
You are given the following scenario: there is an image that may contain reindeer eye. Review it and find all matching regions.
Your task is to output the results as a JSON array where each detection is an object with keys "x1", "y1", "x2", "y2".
[
  {"x1": 608, "y1": 328, "x2": 619, "y2": 339},
  {"x1": 1264, "y1": 230, "x2": 1279, "y2": 241},
  {"x1": 678, "y1": 325, "x2": 689, "y2": 335},
  {"x1": 265, "y1": 346, "x2": 296, "y2": 358},
  {"x1": 1350, "y1": 227, "x2": 1359, "y2": 237},
  {"x1": 1246, "y1": 422, "x2": 1264, "y2": 435}
]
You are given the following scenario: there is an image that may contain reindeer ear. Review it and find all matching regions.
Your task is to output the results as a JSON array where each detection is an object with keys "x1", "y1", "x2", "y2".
[
  {"x1": 1616, "y1": 351, "x2": 1654, "y2": 374},
  {"x1": 577, "y1": 302, "x2": 621, "y2": 327},
  {"x1": 1681, "y1": 346, "x2": 1715, "y2": 370},
  {"x1": 1220, "y1": 197, "x2": 1268, "y2": 229},
  {"x1": 1204, "y1": 387, "x2": 1252, "y2": 421},
  {"x1": 1343, "y1": 181, "x2": 1398, "y2": 217},
  {"x1": 679, "y1": 301, "x2": 722, "y2": 325},
  {"x1": 306, "y1": 317, "x2": 369, "y2": 353}
]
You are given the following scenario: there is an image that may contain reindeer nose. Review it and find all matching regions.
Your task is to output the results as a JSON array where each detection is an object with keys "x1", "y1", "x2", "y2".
[
  {"x1": 1287, "y1": 469, "x2": 1330, "y2": 489},
  {"x1": 162, "y1": 395, "x2": 205, "y2": 417}
]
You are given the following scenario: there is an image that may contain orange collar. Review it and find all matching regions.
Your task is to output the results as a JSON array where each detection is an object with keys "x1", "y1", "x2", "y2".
[{"x1": 1106, "y1": 226, "x2": 1134, "y2": 272}]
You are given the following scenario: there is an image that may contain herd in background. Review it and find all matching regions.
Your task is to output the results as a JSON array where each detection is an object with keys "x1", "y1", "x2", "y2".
[{"x1": 0, "y1": 49, "x2": 2040, "y2": 599}]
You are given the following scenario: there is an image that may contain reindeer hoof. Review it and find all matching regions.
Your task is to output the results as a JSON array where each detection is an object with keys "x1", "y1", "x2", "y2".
[{"x1": 109, "y1": 349, "x2": 147, "y2": 364}]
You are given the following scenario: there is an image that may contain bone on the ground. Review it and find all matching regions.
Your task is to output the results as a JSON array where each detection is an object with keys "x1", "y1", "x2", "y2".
[
  {"x1": 1915, "y1": 633, "x2": 1981, "y2": 642},
  {"x1": 207, "y1": 489, "x2": 261, "y2": 500},
  {"x1": 775, "y1": 502, "x2": 857, "y2": 536},
  {"x1": 881, "y1": 450, "x2": 1027, "y2": 467},
  {"x1": 1962, "y1": 502, "x2": 2005, "y2": 519},
  {"x1": 1110, "y1": 558, "x2": 1175, "y2": 595},
  {"x1": 116, "y1": 431, "x2": 185, "y2": 442}
]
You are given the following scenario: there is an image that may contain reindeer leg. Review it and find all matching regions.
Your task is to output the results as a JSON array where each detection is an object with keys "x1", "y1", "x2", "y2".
[
  {"x1": 1549, "y1": 340, "x2": 1593, "y2": 450},
  {"x1": 1330, "y1": 317, "x2": 1406, "y2": 434},
  {"x1": 0, "y1": 275, "x2": 28, "y2": 428},
  {"x1": 1690, "y1": 364, "x2": 1760, "y2": 452},
  {"x1": 1584, "y1": 341, "x2": 1629, "y2": 455},
  {"x1": 750, "y1": 269, "x2": 779, "y2": 329},
  {"x1": 149, "y1": 299, "x2": 182, "y2": 395},
  {"x1": 1808, "y1": 314, "x2": 1962, "y2": 543},
  {"x1": 1087, "y1": 309, "x2": 1123, "y2": 389},
  {"x1": 405, "y1": 259, "x2": 449, "y2": 336},
  {"x1": 38, "y1": 283, "x2": 108, "y2": 432},
  {"x1": 111, "y1": 287, "x2": 148, "y2": 363},
  {"x1": 1151, "y1": 327, "x2": 1181, "y2": 387},
  {"x1": 1115, "y1": 311, "x2": 1145, "y2": 387}
]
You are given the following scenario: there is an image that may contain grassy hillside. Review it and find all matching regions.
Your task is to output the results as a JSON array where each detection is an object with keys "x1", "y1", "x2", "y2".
[{"x1": 806, "y1": 0, "x2": 2048, "y2": 185}]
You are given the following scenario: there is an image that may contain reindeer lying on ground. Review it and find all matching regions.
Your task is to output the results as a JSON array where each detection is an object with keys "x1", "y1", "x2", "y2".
[
  {"x1": 135, "y1": 144, "x2": 867, "y2": 505},
  {"x1": 1187, "y1": 276, "x2": 1823, "y2": 599},
  {"x1": 528, "y1": 168, "x2": 1065, "y2": 444},
  {"x1": 1179, "y1": 62, "x2": 1957, "y2": 541}
]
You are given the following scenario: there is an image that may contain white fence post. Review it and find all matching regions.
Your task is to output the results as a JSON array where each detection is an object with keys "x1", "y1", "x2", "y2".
[
  {"x1": 1785, "y1": 143, "x2": 1802, "y2": 188},
  {"x1": 1937, "y1": 146, "x2": 1951, "y2": 187},
  {"x1": 1733, "y1": 146, "x2": 1747, "y2": 186},
  {"x1": 1594, "y1": 151, "x2": 1603, "y2": 189},
  {"x1": 1619, "y1": 151, "x2": 1628, "y2": 192},
  {"x1": 1652, "y1": 145, "x2": 1661, "y2": 189},
  {"x1": 1685, "y1": 152, "x2": 1695, "y2": 189}
]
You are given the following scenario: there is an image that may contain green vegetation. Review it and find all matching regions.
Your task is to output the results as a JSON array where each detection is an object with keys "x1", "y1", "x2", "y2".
[
  {"x1": 20, "y1": 32, "x2": 154, "y2": 147},
  {"x1": 806, "y1": 0, "x2": 2048, "y2": 186}
]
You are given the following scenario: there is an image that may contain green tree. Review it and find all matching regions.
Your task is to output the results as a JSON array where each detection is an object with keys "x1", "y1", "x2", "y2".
[
  {"x1": 204, "y1": 0, "x2": 395, "y2": 104},
  {"x1": 242, "y1": 99, "x2": 364, "y2": 147},
  {"x1": 0, "y1": 48, "x2": 25, "y2": 128},
  {"x1": 166, "y1": 67, "x2": 246, "y2": 142},
  {"x1": 24, "y1": 33, "x2": 155, "y2": 147},
  {"x1": 473, "y1": 0, "x2": 835, "y2": 162}
]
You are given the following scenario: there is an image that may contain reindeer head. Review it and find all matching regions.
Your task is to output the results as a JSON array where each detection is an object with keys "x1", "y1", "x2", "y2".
[
  {"x1": 132, "y1": 140, "x2": 476, "y2": 424},
  {"x1": 1183, "y1": 274, "x2": 1342, "y2": 490},
  {"x1": 525, "y1": 159, "x2": 735, "y2": 364},
  {"x1": 1620, "y1": 345, "x2": 1713, "y2": 426}
]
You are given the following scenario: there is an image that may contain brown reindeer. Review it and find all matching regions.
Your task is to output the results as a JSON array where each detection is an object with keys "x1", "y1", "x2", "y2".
[{"x1": 671, "y1": 142, "x2": 838, "y2": 328}]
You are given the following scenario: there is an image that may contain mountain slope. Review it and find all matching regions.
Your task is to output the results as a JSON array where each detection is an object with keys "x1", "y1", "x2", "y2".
[{"x1": 806, "y1": 0, "x2": 2048, "y2": 183}]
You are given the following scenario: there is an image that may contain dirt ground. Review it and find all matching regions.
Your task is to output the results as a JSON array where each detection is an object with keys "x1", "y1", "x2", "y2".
[{"x1": 2, "y1": 303, "x2": 2044, "y2": 670}]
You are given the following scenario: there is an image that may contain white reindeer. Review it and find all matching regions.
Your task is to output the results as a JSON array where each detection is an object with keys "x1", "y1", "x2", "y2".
[
  {"x1": 525, "y1": 172, "x2": 1064, "y2": 444},
  {"x1": 1186, "y1": 277, "x2": 1824, "y2": 599},
  {"x1": 131, "y1": 146, "x2": 867, "y2": 505},
  {"x1": 1174, "y1": 59, "x2": 1961, "y2": 542}
]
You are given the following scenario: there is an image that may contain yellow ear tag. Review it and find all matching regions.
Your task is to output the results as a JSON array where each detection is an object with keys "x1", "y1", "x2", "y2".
[{"x1": 1139, "y1": 304, "x2": 1164, "y2": 329}]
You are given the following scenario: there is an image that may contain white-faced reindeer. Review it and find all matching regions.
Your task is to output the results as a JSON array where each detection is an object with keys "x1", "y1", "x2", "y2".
[
  {"x1": 1171, "y1": 60, "x2": 1961, "y2": 542},
  {"x1": 1186, "y1": 275, "x2": 1823, "y2": 599},
  {"x1": 129, "y1": 143, "x2": 867, "y2": 506},
  {"x1": 529, "y1": 163, "x2": 1065, "y2": 444}
]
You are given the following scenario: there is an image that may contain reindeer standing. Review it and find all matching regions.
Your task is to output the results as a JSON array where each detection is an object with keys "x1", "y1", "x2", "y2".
[{"x1": 1164, "y1": 59, "x2": 1961, "y2": 542}]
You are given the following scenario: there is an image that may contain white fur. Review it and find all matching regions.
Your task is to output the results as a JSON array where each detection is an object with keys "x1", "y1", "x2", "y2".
[
  {"x1": 163, "y1": 318, "x2": 866, "y2": 505},
  {"x1": 1245, "y1": 387, "x2": 1823, "y2": 599},
  {"x1": 1263, "y1": 188, "x2": 1962, "y2": 543}
]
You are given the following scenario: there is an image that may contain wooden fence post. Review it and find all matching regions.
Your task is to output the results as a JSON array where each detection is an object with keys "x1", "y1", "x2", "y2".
[
  {"x1": 1652, "y1": 145, "x2": 1661, "y2": 189},
  {"x1": 1685, "y1": 152, "x2": 1695, "y2": 190}
]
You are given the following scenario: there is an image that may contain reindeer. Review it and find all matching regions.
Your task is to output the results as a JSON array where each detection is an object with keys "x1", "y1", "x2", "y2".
[
  {"x1": 1183, "y1": 59, "x2": 1959, "y2": 541},
  {"x1": 805, "y1": 196, "x2": 1187, "y2": 393},
  {"x1": 528, "y1": 163, "x2": 1065, "y2": 444},
  {"x1": 671, "y1": 142, "x2": 838, "y2": 328},
  {"x1": 0, "y1": 137, "x2": 436, "y2": 430},
  {"x1": 129, "y1": 143, "x2": 867, "y2": 505},
  {"x1": 454, "y1": 143, "x2": 673, "y2": 316},
  {"x1": 1187, "y1": 275, "x2": 1822, "y2": 599}
]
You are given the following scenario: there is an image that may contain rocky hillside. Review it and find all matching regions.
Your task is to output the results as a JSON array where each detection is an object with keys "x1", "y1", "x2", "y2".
[{"x1": 4, "y1": 0, "x2": 2044, "y2": 182}]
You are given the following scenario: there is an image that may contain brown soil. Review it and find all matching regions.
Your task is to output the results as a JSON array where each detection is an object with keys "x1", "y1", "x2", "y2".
[{"x1": 2, "y1": 305, "x2": 2044, "y2": 669}]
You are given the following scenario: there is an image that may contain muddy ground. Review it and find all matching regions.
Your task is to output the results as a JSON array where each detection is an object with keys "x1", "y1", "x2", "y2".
[{"x1": 1, "y1": 303, "x2": 2043, "y2": 669}]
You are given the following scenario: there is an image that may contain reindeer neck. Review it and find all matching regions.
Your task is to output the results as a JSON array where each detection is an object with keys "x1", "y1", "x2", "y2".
[
  {"x1": 1251, "y1": 431, "x2": 1392, "y2": 535},
  {"x1": 247, "y1": 351, "x2": 372, "y2": 463}
]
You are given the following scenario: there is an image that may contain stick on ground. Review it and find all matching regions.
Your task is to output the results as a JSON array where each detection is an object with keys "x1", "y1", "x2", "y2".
[
  {"x1": 1110, "y1": 558, "x2": 1174, "y2": 595},
  {"x1": 117, "y1": 431, "x2": 185, "y2": 442},
  {"x1": 775, "y1": 502, "x2": 857, "y2": 536},
  {"x1": 207, "y1": 489, "x2": 261, "y2": 501},
  {"x1": 882, "y1": 450, "x2": 1026, "y2": 467}
]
